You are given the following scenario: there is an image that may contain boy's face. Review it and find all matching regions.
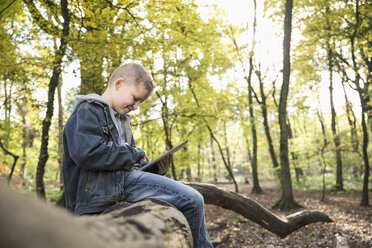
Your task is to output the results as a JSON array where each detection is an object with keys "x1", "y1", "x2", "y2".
[{"x1": 112, "y1": 78, "x2": 150, "y2": 115}]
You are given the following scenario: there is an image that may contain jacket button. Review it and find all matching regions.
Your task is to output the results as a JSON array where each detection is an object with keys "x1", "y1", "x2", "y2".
[
  {"x1": 116, "y1": 171, "x2": 121, "y2": 175},
  {"x1": 85, "y1": 188, "x2": 88, "y2": 192}
]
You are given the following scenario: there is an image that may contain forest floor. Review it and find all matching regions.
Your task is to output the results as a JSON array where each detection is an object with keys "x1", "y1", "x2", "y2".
[{"x1": 205, "y1": 182, "x2": 371, "y2": 248}]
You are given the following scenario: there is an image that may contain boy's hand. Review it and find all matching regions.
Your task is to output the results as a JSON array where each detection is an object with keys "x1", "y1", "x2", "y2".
[
  {"x1": 158, "y1": 152, "x2": 172, "y2": 175},
  {"x1": 140, "y1": 154, "x2": 149, "y2": 162}
]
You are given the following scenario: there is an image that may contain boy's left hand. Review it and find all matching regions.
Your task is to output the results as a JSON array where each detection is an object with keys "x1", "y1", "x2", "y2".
[
  {"x1": 140, "y1": 154, "x2": 149, "y2": 162},
  {"x1": 158, "y1": 152, "x2": 172, "y2": 175}
]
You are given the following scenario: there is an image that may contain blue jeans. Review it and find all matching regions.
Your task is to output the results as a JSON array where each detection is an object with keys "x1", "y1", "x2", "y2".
[{"x1": 123, "y1": 170, "x2": 213, "y2": 248}]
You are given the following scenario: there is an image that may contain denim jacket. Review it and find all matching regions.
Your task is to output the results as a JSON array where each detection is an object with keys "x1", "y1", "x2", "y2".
[{"x1": 62, "y1": 94, "x2": 145, "y2": 215}]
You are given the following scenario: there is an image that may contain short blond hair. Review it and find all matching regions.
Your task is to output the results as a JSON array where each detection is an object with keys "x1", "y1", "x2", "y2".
[{"x1": 108, "y1": 63, "x2": 155, "y2": 93}]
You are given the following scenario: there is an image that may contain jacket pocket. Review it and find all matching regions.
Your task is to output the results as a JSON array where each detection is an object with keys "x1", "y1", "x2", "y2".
[{"x1": 82, "y1": 170, "x2": 125, "y2": 202}]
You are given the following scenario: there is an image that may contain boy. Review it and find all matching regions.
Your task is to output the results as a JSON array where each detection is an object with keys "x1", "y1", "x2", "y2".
[{"x1": 62, "y1": 63, "x2": 213, "y2": 248}]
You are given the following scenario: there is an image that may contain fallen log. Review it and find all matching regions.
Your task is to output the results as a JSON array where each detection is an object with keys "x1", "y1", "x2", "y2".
[
  {"x1": 0, "y1": 184, "x2": 192, "y2": 248},
  {"x1": 186, "y1": 182, "x2": 333, "y2": 238}
]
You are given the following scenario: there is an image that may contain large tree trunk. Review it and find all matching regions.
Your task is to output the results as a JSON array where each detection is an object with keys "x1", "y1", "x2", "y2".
[
  {"x1": 79, "y1": 52, "x2": 105, "y2": 94},
  {"x1": 274, "y1": 0, "x2": 301, "y2": 210},
  {"x1": 0, "y1": 182, "x2": 333, "y2": 248}
]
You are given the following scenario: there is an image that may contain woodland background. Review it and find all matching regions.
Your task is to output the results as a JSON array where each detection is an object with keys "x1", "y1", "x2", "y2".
[{"x1": 0, "y1": 0, "x2": 371, "y2": 245}]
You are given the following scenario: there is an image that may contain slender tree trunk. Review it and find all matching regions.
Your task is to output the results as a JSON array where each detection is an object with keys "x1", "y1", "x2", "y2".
[
  {"x1": 210, "y1": 134, "x2": 217, "y2": 183},
  {"x1": 245, "y1": 136, "x2": 252, "y2": 183},
  {"x1": 57, "y1": 81, "x2": 64, "y2": 190},
  {"x1": 207, "y1": 125, "x2": 238, "y2": 192},
  {"x1": 361, "y1": 58, "x2": 371, "y2": 206},
  {"x1": 184, "y1": 145, "x2": 192, "y2": 181},
  {"x1": 349, "y1": 0, "x2": 369, "y2": 206},
  {"x1": 273, "y1": 0, "x2": 301, "y2": 210},
  {"x1": 359, "y1": 102, "x2": 369, "y2": 206},
  {"x1": 327, "y1": 40, "x2": 344, "y2": 191},
  {"x1": 197, "y1": 143, "x2": 201, "y2": 182},
  {"x1": 159, "y1": 59, "x2": 177, "y2": 180},
  {"x1": 317, "y1": 109, "x2": 329, "y2": 202},
  {"x1": 3, "y1": 80, "x2": 8, "y2": 124},
  {"x1": 287, "y1": 118, "x2": 302, "y2": 183},
  {"x1": 256, "y1": 71, "x2": 280, "y2": 177},
  {"x1": 223, "y1": 121, "x2": 234, "y2": 182},
  {"x1": 20, "y1": 102, "x2": 27, "y2": 179},
  {"x1": 246, "y1": 0, "x2": 261, "y2": 194},
  {"x1": 35, "y1": 0, "x2": 70, "y2": 198},
  {"x1": 188, "y1": 79, "x2": 238, "y2": 192},
  {"x1": 2, "y1": 78, "x2": 13, "y2": 147},
  {"x1": 0, "y1": 141, "x2": 19, "y2": 184},
  {"x1": 341, "y1": 79, "x2": 359, "y2": 153}
]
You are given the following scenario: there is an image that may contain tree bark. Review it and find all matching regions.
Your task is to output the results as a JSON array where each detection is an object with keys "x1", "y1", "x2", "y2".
[{"x1": 274, "y1": 0, "x2": 301, "y2": 210}]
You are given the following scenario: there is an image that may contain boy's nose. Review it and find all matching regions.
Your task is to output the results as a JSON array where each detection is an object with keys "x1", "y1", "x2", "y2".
[{"x1": 133, "y1": 101, "x2": 140, "y2": 109}]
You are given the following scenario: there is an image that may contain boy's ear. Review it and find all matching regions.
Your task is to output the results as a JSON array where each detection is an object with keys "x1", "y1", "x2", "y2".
[{"x1": 114, "y1": 78, "x2": 125, "y2": 90}]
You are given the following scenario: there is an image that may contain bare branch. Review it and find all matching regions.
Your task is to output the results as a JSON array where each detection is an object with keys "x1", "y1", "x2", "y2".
[
  {"x1": 0, "y1": 0, "x2": 17, "y2": 16},
  {"x1": 23, "y1": 0, "x2": 60, "y2": 36},
  {"x1": 187, "y1": 182, "x2": 333, "y2": 238}
]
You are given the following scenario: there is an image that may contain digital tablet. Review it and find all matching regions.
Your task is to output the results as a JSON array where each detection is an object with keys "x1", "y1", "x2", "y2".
[{"x1": 139, "y1": 139, "x2": 189, "y2": 172}]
